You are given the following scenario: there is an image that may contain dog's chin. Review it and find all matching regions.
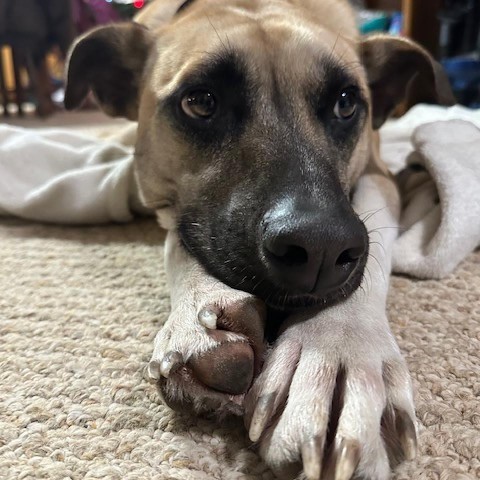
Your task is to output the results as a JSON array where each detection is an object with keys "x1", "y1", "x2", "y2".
[{"x1": 258, "y1": 265, "x2": 366, "y2": 311}]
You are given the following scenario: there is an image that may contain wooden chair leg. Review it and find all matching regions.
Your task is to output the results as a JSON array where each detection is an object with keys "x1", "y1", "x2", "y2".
[
  {"x1": 25, "y1": 54, "x2": 55, "y2": 118},
  {"x1": 0, "y1": 51, "x2": 10, "y2": 116},
  {"x1": 11, "y1": 48, "x2": 25, "y2": 116}
]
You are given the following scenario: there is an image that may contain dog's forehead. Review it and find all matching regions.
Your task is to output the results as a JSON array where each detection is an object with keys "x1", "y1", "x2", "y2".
[{"x1": 150, "y1": 8, "x2": 364, "y2": 98}]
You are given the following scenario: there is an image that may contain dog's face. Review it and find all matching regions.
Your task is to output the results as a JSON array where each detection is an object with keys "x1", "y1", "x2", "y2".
[
  {"x1": 139, "y1": 6, "x2": 372, "y2": 309},
  {"x1": 65, "y1": 0, "x2": 454, "y2": 309}
]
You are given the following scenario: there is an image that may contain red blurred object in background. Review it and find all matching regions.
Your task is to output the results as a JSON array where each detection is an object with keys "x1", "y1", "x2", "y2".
[{"x1": 133, "y1": 0, "x2": 145, "y2": 8}]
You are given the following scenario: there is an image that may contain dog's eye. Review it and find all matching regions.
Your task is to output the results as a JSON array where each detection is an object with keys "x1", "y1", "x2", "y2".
[
  {"x1": 334, "y1": 89, "x2": 357, "y2": 119},
  {"x1": 181, "y1": 90, "x2": 217, "y2": 119}
]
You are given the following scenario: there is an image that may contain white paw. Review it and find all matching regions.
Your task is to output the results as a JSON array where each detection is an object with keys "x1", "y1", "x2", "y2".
[
  {"x1": 148, "y1": 287, "x2": 266, "y2": 416},
  {"x1": 244, "y1": 313, "x2": 417, "y2": 480}
]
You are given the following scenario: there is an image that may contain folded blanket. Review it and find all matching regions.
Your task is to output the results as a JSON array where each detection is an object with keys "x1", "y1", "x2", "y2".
[
  {"x1": 380, "y1": 104, "x2": 480, "y2": 173},
  {"x1": 0, "y1": 126, "x2": 137, "y2": 224},
  {"x1": 1, "y1": 105, "x2": 479, "y2": 279},
  {"x1": 380, "y1": 105, "x2": 480, "y2": 278},
  {"x1": 392, "y1": 120, "x2": 480, "y2": 279}
]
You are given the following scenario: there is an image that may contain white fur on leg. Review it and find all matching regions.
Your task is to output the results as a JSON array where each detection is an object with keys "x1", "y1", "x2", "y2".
[{"x1": 246, "y1": 167, "x2": 416, "y2": 480}]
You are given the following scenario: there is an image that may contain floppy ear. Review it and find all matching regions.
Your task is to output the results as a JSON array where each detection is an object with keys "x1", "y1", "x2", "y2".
[
  {"x1": 360, "y1": 35, "x2": 455, "y2": 129},
  {"x1": 64, "y1": 23, "x2": 154, "y2": 120}
]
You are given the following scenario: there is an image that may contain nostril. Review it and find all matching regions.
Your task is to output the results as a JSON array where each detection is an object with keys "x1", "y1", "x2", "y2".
[
  {"x1": 280, "y1": 245, "x2": 308, "y2": 266},
  {"x1": 266, "y1": 242, "x2": 309, "y2": 266},
  {"x1": 335, "y1": 246, "x2": 364, "y2": 266}
]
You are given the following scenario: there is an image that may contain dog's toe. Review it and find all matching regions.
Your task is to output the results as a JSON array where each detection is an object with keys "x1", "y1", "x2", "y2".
[
  {"x1": 244, "y1": 318, "x2": 417, "y2": 480},
  {"x1": 198, "y1": 307, "x2": 219, "y2": 329},
  {"x1": 150, "y1": 292, "x2": 266, "y2": 415}
]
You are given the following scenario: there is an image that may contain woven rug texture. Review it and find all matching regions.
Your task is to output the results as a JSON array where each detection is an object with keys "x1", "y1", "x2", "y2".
[{"x1": 0, "y1": 219, "x2": 478, "y2": 480}]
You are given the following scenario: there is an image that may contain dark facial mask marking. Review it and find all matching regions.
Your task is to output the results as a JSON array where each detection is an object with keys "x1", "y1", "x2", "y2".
[{"x1": 166, "y1": 50, "x2": 369, "y2": 310}]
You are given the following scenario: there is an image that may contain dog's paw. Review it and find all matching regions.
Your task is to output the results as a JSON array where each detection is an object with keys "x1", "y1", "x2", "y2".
[
  {"x1": 148, "y1": 288, "x2": 266, "y2": 416},
  {"x1": 244, "y1": 314, "x2": 416, "y2": 480}
]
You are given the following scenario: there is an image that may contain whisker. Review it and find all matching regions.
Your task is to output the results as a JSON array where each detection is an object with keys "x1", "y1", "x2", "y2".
[
  {"x1": 360, "y1": 207, "x2": 388, "y2": 224},
  {"x1": 368, "y1": 252, "x2": 386, "y2": 283},
  {"x1": 368, "y1": 240, "x2": 386, "y2": 256},
  {"x1": 363, "y1": 264, "x2": 373, "y2": 295},
  {"x1": 252, "y1": 277, "x2": 266, "y2": 293},
  {"x1": 358, "y1": 207, "x2": 385, "y2": 216},
  {"x1": 368, "y1": 226, "x2": 402, "y2": 231},
  {"x1": 357, "y1": 282, "x2": 367, "y2": 301},
  {"x1": 330, "y1": 31, "x2": 341, "y2": 57},
  {"x1": 206, "y1": 15, "x2": 229, "y2": 52}
]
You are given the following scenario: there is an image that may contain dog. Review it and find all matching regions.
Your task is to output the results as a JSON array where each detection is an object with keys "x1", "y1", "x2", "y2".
[{"x1": 64, "y1": 0, "x2": 454, "y2": 478}]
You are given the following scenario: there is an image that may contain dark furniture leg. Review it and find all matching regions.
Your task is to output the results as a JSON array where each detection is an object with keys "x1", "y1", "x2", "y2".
[
  {"x1": 0, "y1": 51, "x2": 10, "y2": 116},
  {"x1": 11, "y1": 48, "x2": 25, "y2": 116}
]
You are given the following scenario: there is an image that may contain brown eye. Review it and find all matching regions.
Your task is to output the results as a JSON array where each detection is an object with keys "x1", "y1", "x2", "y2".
[
  {"x1": 334, "y1": 89, "x2": 357, "y2": 119},
  {"x1": 181, "y1": 90, "x2": 216, "y2": 119}
]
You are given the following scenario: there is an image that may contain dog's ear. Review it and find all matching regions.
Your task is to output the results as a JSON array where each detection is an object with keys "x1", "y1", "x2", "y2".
[
  {"x1": 64, "y1": 23, "x2": 154, "y2": 120},
  {"x1": 360, "y1": 35, "x2": 455, "y2": 129}
]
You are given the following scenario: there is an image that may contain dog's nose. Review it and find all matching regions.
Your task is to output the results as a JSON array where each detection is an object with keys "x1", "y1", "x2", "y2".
[{"x1": 262, "y1": 208, "x2": 366, "y2": 294}]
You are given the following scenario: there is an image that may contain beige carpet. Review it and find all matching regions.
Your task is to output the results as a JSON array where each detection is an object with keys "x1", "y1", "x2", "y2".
[{"x1": 0, "y1": 218, "x2": 478, "y2": 480}]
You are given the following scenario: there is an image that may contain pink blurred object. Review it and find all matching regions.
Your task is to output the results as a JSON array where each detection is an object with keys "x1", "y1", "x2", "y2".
[{"x1": 72, "y1": 0, "x2": 122, "y2": 34}]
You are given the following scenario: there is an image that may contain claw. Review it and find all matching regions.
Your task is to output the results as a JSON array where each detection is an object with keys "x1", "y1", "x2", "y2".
[
  {"x1": 334, "y1": 438, "x2": 360, "y2": 480},
  {"x1": 198, "y1": 308, "x2": 218, "y2": 329},
  {"x1": 160, "y1": 351, "x2": 183, "y2": 378},
  {"x1": 147, "y1": 360, "x2": 161, "y2": 381},
  {"x1": 396, "y1": 409, "x2": 417, "y2": 461},
  {"x1": 302, "y1": 435, "x2": 325, "y2": 480},
  {"x1": 249, "y1": 392, "x2": 276, "y2": 442}
]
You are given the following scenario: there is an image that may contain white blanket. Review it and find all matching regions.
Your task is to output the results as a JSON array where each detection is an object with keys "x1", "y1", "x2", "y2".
[
  {"x1": 1, "y1": 104, "x2": 479, "y2": 279},
  {"x1": 380, "y1": 105, "x2": 480, "y2": 278},
  {"x1": 0, "y1": 126, "x2": 139, "y2": 224}
]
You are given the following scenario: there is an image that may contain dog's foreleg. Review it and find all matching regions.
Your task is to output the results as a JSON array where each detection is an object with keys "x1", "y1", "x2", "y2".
[
  {"x1": 148, "y1": 229, "x2": 266, "y2": 415},
  {"x1": 245, "y1": 162, "x2": 416, "y2": 480}
]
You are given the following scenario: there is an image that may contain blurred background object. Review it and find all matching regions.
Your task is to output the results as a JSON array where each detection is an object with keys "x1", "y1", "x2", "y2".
[
  {"x1": 438, "y1": 1, "x2": 480, "y2": 107},
  {"x1": 352, "y1": 0, "x2": 480, "y2": 108},
  {"x1": 0, "y1": 0, "x2": 151, "y2": 118},
  {"x1": 0, "y1": 0, "x2": 74, "y2": 117},
  {"x1": 0, "y1": 0, "x2": 478, "y2": 119}
]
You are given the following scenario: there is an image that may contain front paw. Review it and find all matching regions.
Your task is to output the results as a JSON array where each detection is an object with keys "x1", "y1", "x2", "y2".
[
  {"x1": 148, "y1": 289, "x2": 266, "y2": 417},
  {"x1": 245, "y1": 318, "x2": 417, "y2": 480}
]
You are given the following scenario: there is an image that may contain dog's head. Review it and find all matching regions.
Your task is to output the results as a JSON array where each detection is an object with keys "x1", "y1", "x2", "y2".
[{"x1": 65, "y1": 0, "x2": 454, "y2": 309}]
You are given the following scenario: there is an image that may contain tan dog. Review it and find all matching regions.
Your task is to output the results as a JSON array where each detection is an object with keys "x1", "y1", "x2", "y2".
[{"x1": 65, "y1": 0, "x2": 453, "y2": 478}]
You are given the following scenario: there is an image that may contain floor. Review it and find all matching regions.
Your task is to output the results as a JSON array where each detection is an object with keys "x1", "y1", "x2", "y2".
[{"x1": 1, "y1": 108, "x2": 126, "y2": 130}]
